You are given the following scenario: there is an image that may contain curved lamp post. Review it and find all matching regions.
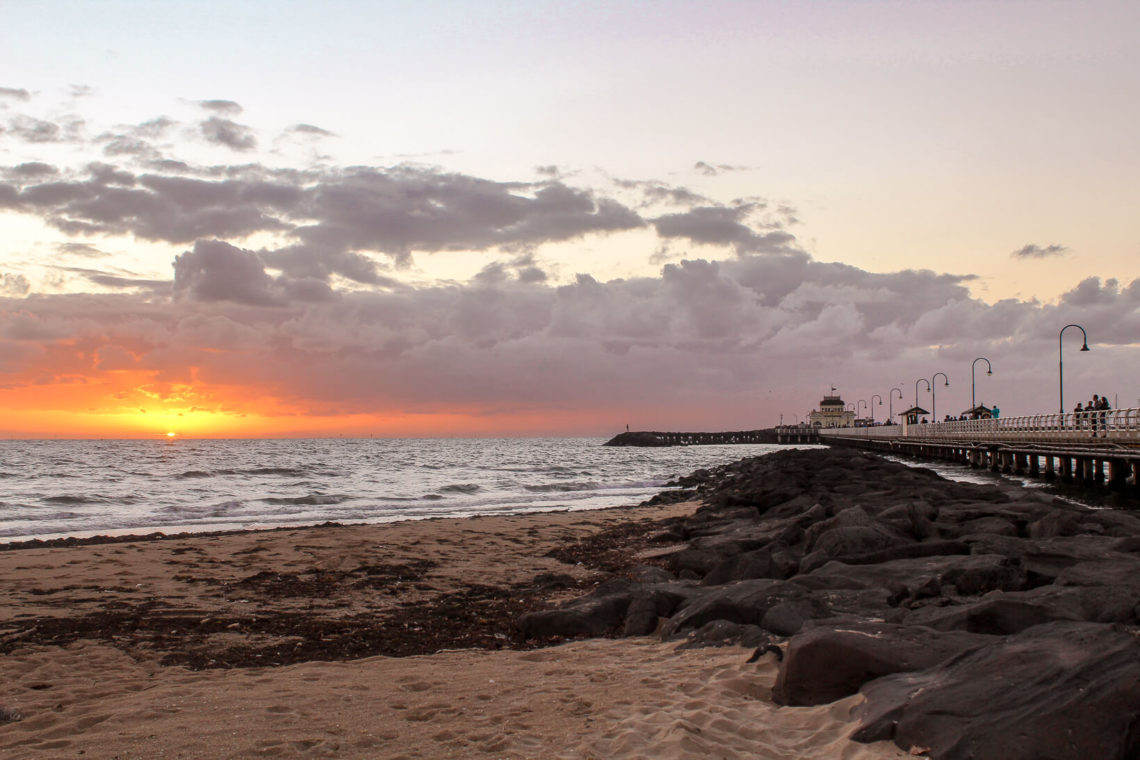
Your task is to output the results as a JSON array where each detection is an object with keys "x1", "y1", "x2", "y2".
[
  {"x1": 1059, "y1": 324, "x2": 1090, "y2": 414},
  {"x1": 857, "y1": 399, "x2": 867, "y2": 420},
  {"x1": 889, "y1": 387, "x2": 903, "y2": 423},
  {"x1": 871, "y1": 394, "x2": 883, "y2": 424},
  {"x1": 915, "y1": 378, "x2": 931, "y2": 418},
  {"x1": 971, "y1": 357, "x2": 992, "y2": 409},
  {"x1": 931, "y1": 372, "x2": 949, "y2": 421}
]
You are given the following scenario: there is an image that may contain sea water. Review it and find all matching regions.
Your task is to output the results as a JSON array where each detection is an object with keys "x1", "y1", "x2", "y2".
[{"x1": 0, "y1": 438, "x2": 797, "y2": 542}]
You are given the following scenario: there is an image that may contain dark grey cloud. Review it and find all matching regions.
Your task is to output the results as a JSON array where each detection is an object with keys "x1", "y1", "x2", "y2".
[
  {"x1": 288, "y1": 168, "x2": 644, "y2": 267},
  {"x1": 1012, "y1": 243, "x2": 1068, "y2": 259},
  {"x1": 693, "y1": 161, "x2": 746, "y2": 176},
  {"x1": 1061, "y1": 276, "x2": 1118, "y2": 306},
  {"x1": 198, "y1": 100, "x2": 243, "y2": 115},
  {"x1": 288, "y1": 123, "x2": 334, "y2": 137},
  {"x1": 615, "y1": 177, "x2": 709, "y2": 208},
  {"x1": 100, "y1": 135, "x2": 159, "y2": 158},
  {"x1": 652, "y1": 204, "x2": 796, "y2": 254},
  {"x1": 0, "y1": 87, "x2": 31, "y2": 101},
  {"x1": 200, "y1": 117, "x2": 256, "y2": 151},
  {"x1": 5, "y1": 115, "x2": 62, "y2": 142},
  {"x1": 7, "y1": 162, "x2": 57, "y2": 178},
  {"x1": 173, "y1": 239, "x2": 282, "y2": 306}
]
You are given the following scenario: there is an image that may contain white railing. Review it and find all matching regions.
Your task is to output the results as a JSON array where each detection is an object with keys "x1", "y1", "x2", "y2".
[{"x1": 815, "y1": 407, "x2": 1140, "y2": 445}]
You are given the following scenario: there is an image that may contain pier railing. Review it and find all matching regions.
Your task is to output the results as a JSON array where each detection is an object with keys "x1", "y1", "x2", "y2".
[{"x1": 815, "y1": 407, "x2": 1140, "y2": 445}]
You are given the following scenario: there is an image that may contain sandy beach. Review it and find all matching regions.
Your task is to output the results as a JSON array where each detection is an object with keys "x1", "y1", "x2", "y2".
[{"x1": 0, "y1": 501, "x2": 908, "y2": 759}]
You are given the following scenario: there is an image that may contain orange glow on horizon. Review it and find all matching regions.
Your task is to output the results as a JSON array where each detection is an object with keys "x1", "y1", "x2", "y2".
[{"x1": 0, "y1": 370, "x2": 658, "y2": 439}]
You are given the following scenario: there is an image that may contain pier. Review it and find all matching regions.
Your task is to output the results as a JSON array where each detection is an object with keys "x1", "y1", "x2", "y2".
[
  {"x1": 604, "y1": 429, "x2": 780, "y2": 446},
  {"x1": 817, "y1": 407, "x2": 1140, "y2": 493}
]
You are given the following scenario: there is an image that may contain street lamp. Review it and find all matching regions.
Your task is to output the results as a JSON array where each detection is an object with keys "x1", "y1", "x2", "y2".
[
  {"x1": 889, "y1": 387, "x2": 903, "y2": 423},
  {"x1": 857, "y1": 399, "x2": 867, "y2": 420},
  {"x1": 971, "y1": 357, "x2": 992, "y2": 409},
  {"x1": 931, "y1": 372, "x2": 949, "y2": 421},
  {"x1": 871, "y1": 394, "x2": 883, "y2": 424},
  {"x1": 1059, "y1": 324, "x2": 1090, "y2": 414},
  {"x1": 915, "y1": 378, "x2": 931, "y2": 418}
]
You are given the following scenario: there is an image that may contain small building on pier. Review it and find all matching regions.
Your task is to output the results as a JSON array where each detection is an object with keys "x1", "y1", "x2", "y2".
[
  {"x1": 962, "y1": 404, "x2": 995, "y2": 420},
  {"x1": 900, "y1": 405, "x2": 929, "y2": 425},
  {"x1": 809, "y1": 392, "x2": 855, "y2": 428}
]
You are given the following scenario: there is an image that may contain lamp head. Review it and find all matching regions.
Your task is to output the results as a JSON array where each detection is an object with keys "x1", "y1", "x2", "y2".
[
  {"x1": 986, "y1": 370, "x2": 992, "y2": 376},
  {"x1": 1080, "y1": 343, "x2": 1090, "y2": 352}
]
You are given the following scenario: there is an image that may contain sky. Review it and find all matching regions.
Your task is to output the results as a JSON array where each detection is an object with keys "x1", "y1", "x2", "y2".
[{"x1": 0, "y1": 0, "x2": 1138, "y2": 438}]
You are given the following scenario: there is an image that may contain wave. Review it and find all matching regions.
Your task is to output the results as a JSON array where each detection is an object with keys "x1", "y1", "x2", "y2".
[
  {"x1": 438, "y1": 483, "x2": 481, "y2": 494},
  {"x1": 262, "y1": 494, "x2": 351, "y2": 506},
  {"x1": 176, "y1": 466, "x2": 311, "y2": 479},
  {"x1": 523, "y1": 482, "x2": 600, "y2": 493},
  {"x1": 43, "y1": 495, "x2": 101, "y2": 505}
]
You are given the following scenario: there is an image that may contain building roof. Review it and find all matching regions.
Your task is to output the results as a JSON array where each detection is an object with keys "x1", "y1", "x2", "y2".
[{"x1": 900, "y1": 406, "x2": 930, "y2": 416}]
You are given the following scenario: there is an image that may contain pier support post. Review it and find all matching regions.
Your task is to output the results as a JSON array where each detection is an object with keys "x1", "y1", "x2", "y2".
[
  {"x1": 1108, "y1": 460, "x2": 1128, "y2": 491},
  {"x1": 1094, "y1": 458, "x2": 1106, "y2": 484},
  {"x1": 1029, "y1": 455, "x2": 1040, "y2": 477},
  {"x1": 1044, "y1": 455, "x2": 1055, "y2": 481},
  {"x1": 1059, "y1": 456, "x2": 1073, "y2": 484},
  {"x1": 1014, "y1": 453, "x2": 1028, "y2": 476}
]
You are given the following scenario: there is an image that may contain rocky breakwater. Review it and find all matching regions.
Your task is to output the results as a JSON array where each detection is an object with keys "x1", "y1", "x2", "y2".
[{"x1": 518, "y1": 448, "x2": 1140, "y2": 760}]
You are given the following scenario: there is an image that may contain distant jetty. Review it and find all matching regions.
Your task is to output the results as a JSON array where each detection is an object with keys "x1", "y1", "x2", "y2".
[{"x1": 604, "y1": 429, "x2": 784, "y2": 446}]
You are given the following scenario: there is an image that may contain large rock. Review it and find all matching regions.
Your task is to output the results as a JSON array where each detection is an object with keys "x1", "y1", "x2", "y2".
[
  {"x1": 773, "y1": 622, "x2": 993, "y2": 706},
  {"x1": 853, "y1": 622, "x2": 1140, "y2": 760},
  {"x1": 903, "y1": 583, "x2": 1140, "y2": 634}
]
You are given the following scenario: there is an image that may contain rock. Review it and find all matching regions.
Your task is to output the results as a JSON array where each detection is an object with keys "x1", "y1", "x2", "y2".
[
  {"x1": 701, "y1": 543, "x2": 799, "y2": 585},
  {"x1": 853, "y1": 622, "x2": 1140, "y2": 760},
  {"x1": 772, "y1": 622, "x2": 992, "y2": 706},
  {"x1": 674, "y1": 620, "x2": 773, "y2": 651},
  {"x1": 661, "y1": 579, "x2": 789, "y2": 637}
]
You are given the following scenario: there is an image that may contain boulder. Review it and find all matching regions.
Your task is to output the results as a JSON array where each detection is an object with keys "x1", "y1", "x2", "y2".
[
  {"x1": 772, "y1": 622, "x2": 992, "y2": 706},
  {"x1": 853, "y1": 622, "x2": 1140, "y2": 760}
]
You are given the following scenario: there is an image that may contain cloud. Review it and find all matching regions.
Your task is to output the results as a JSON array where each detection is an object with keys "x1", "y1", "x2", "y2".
[
  {"x1": 0, "y1": 87, "x2": 31, "y2": 101},
  {"x1": 288, "y1": 123, "x2": 334, "y2": 137},
  {"x1": 172, "y1": 239, "x2": 283, "y2": 306},
  {"x1": 693, "y1": 161, "x2": 747, "y2": 176},
  {"x1": 3, "y1": 247, "x2": 1138, "y2": 432},
  {"x1": 200, "y1": 116, "x2": 256, "y2": 151},
  {"x1": 0, "y1": 273, "x2": 30, "y2": 296},
  {"x1": 55, "y1": 266, "x2": 169, "y2": 292},
  {"x1": 5, "y1": 115, "x2": 63, "y2": 143},
  {"x1": 198, "y1": 99, "x2": 243, "y2": 115},
  {"x1": 652, "y1": 204, "x2": 796, "y2": 254},
  {"x1": 7, "y1": 162, "x2": 58, "y2": 178},
  {"x1": 55, "y1": 242, "x2": 108, "y2": 257},
  {"x1": 1012, "y1": 243, "x2": 1068, "y2": 259}
]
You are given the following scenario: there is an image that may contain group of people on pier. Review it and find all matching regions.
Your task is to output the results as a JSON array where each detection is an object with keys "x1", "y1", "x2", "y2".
[{"x1": 1073, "y1": 394, "x2": 1111, "y2": 435}]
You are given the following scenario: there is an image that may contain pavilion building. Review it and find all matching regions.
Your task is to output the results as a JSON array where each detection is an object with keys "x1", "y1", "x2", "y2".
[{"x1": 809, "y1": 391, "x2": 856, "y2": 428}]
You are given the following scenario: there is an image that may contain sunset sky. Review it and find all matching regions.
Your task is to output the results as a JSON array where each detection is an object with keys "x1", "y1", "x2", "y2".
[{"x1": 1, "y1": 0, "x2": 1138, "y2": 438}]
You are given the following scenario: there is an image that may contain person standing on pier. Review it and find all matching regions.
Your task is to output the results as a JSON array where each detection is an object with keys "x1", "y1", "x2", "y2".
[
  {"x1": 1074, "y1": 402, "x2": 1085, "y2": 430},
  {"x1": 1097, "y1": 395, "x2": 1111, "y2": 437}
]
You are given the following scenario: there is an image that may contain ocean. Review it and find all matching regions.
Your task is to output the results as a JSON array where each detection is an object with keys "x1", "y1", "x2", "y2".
[{"x1": 0, "y1": 437, "x2": 796, "y2": 543}]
